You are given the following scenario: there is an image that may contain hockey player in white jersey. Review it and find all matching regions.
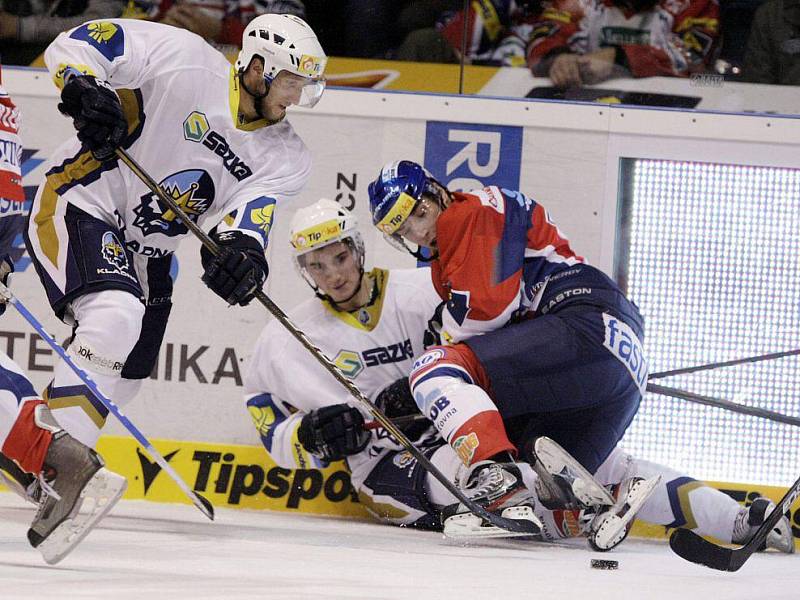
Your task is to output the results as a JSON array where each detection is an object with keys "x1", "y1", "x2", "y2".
[
  {"x1": 22, "y1": 15, "x2": 326, "y2": 450},
  {"x1": 245, "y1": 199, "x2": 450, "y2": 528}
]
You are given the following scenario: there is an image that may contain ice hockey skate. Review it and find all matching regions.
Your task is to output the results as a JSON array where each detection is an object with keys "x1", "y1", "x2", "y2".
[
  {"x1": 732, "y1": 497, "x2": 795, "y2": 554},
  {"x1": 584, "y1": 475, "x2": 661, "y2": 551},
  {"x1": 528, "y1": 436, "x2": 616, "y2": 509},
  {"x1": 442, "y1": 459, "x2": 544, "y2": 540},
  {"x1": 27, "y1": 413, "x2": 127, "y2": 565}
]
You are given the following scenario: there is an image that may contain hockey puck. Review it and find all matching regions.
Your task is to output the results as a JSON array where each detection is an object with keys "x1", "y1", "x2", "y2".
[{"x1": 590, "y1": 559, "x2": 619, "y2": 570}]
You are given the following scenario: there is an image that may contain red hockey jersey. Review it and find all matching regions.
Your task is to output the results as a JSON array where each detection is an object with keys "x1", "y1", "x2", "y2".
[
  {"x1": 0, "y1": 66, "x2": 24, "y2": 203},
  {"x1": 431, "y1": 186, "x2": 583, "y2": 342}
]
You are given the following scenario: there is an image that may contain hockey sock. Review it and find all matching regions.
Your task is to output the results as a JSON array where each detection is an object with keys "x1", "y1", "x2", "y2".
[
  {"x1": 2, "y1": 399, "x2": 55, "y2": 474},
  {"x1": 594, "y1": 448, "x2": 742, "y2": 542},
  {"x1": 412, "y1": 373, "x2": 514, "y2": 466}
]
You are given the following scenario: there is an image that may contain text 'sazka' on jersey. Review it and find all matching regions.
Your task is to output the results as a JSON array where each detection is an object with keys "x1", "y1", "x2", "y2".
[
  {"x1": 527, "y1": 0, "x2": 719, "y2": 77},
  {"x1": 243, "y1": 268, "x2": 442, "y2": 484},
  {"x1": 35, "y1": 19, "x2": 310, "y2": 259},
  {"x1": 432, "y1": 186, "x2": 586, "y2": 342}
]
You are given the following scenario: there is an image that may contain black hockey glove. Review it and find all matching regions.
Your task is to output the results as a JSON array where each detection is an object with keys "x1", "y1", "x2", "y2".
[
  {"x1": 58, "y1": 75, "x2": 127, "y2": 161},
  {"x1": 297, "y1": 404, "x2": 370, "y2": 462},
  {"x1": 201, "y1": 229, "x2": 269, "y2": 306},
  {"x1": 423, "y1": 301, "x2": 447, "y2": 348},
  {"x1": 375, "y1": 377, "x2": 430, "y2": 440}
]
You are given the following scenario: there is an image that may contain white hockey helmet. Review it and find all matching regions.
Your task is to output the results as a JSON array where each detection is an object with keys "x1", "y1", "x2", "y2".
[
  {"x1": 236, "y1": 14, "x2": 327, "y2": 108},
  {"x1": 290, "y1": 199, "x2": 366, "y2": 290}
]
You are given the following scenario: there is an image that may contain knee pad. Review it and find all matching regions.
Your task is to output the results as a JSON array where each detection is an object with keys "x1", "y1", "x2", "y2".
[
  {"x1": 409, "y1": 345, "x2": 513, "y2": 465},
  {"x1": 68, "y1": 290, "x2": 145, "y2": 375},
  {"x1": 408, "y1": 344, "x2": 490, "y2": 410}
]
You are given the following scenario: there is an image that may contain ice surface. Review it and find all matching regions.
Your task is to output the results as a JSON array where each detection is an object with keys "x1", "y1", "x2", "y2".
[{"x1": 1, "y1": 493, "x2": 796, "y2": 600}]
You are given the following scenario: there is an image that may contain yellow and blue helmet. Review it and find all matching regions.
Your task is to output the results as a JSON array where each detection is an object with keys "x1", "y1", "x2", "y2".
[{"x1": 368, "y1": 160, "x2": 438, "y2": 259}]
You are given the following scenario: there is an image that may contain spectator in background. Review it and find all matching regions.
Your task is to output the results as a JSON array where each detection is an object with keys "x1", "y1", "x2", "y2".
[
  {"x1": 394, "y1": 0, "x2": 541, "y2": 65},
  {"x1": 392, "y1": 0, "x2": 460, "y2": 63},
  {"x1": 339, "y1": 0, "x2": 410, "y2": 59},
  {"x1": 0, "y1": 0, "x2": 125, "y2": 65},
  {"x1": 124, "y1": 0, "x2": 305, "y2": 49},
  {"x1": 742, "y1": 0, "x2": 800, "y2": 85},
  {"x1": 527, "y1": 0, "x2": 719, "y2": 88}
]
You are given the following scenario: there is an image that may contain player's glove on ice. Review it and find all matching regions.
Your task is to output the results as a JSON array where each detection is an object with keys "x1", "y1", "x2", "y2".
[
  {"x1": 58, "y1": 75, "x2": 127, "y2": 161},
  {"x1": 297, "y1": 404, "x2": 370, "y2": 462},
  {"x1": 375, "y1": 377, "x2": 429, "y2": 440},
  {"x1": 201, "y1": 230, "x2": 268, "y2": 306}
]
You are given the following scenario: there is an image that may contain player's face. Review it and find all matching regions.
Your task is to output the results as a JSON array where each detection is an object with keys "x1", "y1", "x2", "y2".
[
  {"x1": 396, "y1": 195, "x2": 440, "y2": 249},
  {"x1": 262, "y1": 71, "x2": 307, "y2": 122},
  {"x1": 303, "y1": 242, "x2": 361, "y2": 302}
]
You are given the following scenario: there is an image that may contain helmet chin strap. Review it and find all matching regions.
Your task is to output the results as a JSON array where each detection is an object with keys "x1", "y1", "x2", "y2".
[
  {"x1": 239, "y1": 69, "x2": 268, "y2": 100},
  {"x1": 315, "y1": 266, "x2": 371, "y2": 311},
  {"x1": 238, "y1": 70, "x2": 284, "y2": 124}
]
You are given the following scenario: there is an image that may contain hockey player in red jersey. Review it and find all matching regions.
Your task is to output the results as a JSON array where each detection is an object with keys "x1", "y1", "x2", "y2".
[
  {"x1": 369, "y1": 159, "x2": 658, "y2": 546},
  {"x1": 527, "y1": 0, "x2": 719, "y2": 87},
  {"x1": 0, "y1": 66, "x2": 126, "y2": 565},
  {"x1": 368, "y1": 160, "x2": 795, "y2": 552}
]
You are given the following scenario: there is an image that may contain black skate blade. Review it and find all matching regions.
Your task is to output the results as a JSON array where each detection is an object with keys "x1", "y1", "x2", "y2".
[
  {"x1": 27, "y1": 527, "x2": 45, "y2": 548},
  {"x1": 669, "y1": 529, "x2": 737, "y2": 571},
  {"x1": 195, "y1": 493, "x2": 215, "y2": 521}
]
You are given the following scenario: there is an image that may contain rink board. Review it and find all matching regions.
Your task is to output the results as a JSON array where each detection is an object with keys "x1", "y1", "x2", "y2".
[{"x1": 3, "y1": 435, "x2": 798, "y2": 549}]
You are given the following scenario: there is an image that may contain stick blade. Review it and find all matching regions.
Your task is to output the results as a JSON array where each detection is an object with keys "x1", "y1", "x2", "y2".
[
  {"x1": 193, "y1": 492, "x2": 215, "y2": 521},
  {"x1": 669, "y1": 529, "x2": 739, "y2": 571}
]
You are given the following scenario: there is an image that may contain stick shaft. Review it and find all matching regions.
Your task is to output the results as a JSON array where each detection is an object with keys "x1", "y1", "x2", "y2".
[
  {"x1": 648, "y1": 349, "x2": 800, "y2": 380},
  {"x1": 646, "y1": 382, "x2": 800, "y2": 427}
]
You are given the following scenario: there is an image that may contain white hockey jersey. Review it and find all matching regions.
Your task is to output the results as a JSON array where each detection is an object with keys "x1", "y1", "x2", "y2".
[
  {"x1": 244, "y1": 267, "x2": 442, "y2": 489},
  {"x1": 38, "y1": 19, "x2": 310, "y2": 258}
]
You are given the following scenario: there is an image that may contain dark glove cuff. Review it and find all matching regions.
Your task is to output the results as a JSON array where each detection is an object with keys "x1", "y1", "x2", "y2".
[{"x1": 201, "y1": 228, "x2": 268, "y2": 273}]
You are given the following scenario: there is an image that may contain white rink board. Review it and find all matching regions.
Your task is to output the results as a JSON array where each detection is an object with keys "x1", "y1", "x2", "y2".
[{"x1": 5, "y1": 67, "x2": 800, "y2": 446}]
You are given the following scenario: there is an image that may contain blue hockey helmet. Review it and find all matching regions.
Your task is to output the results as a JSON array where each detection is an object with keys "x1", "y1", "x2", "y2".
[{"x1": 368, "y1": 160, "x2": 440, "y2": 259}]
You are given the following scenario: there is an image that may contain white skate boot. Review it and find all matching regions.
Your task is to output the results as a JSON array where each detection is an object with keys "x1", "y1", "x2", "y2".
[
  {"x1": 732, "y1": 497, "x2": 795, "y2": 554},
  {"x1": 584, "y1": 475, "x2": 661, "y2": 551},
  {"x1": 442, "y1": 459, "x2": 544, "y2": 539}
]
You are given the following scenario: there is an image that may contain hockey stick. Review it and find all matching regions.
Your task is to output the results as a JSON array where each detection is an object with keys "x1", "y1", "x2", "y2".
[
  {"x1": 646, "y1": 383, "x2": 800, "y2": 428},
  {"x1": 116, "y1": 148, "x2": 538, "y2": 535},
  {"x1": 0, "y1": 281, "x2": 215, "y2": 521},
  {"x1": 364, "y1": 414, "x2": 426, "y2": 431},
  {"x1": 648, "y1": 348, "x2": 800, "y2": 380},
  {"x1": 669, "y1": 475, "x2": 800, "y2": 571}
]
